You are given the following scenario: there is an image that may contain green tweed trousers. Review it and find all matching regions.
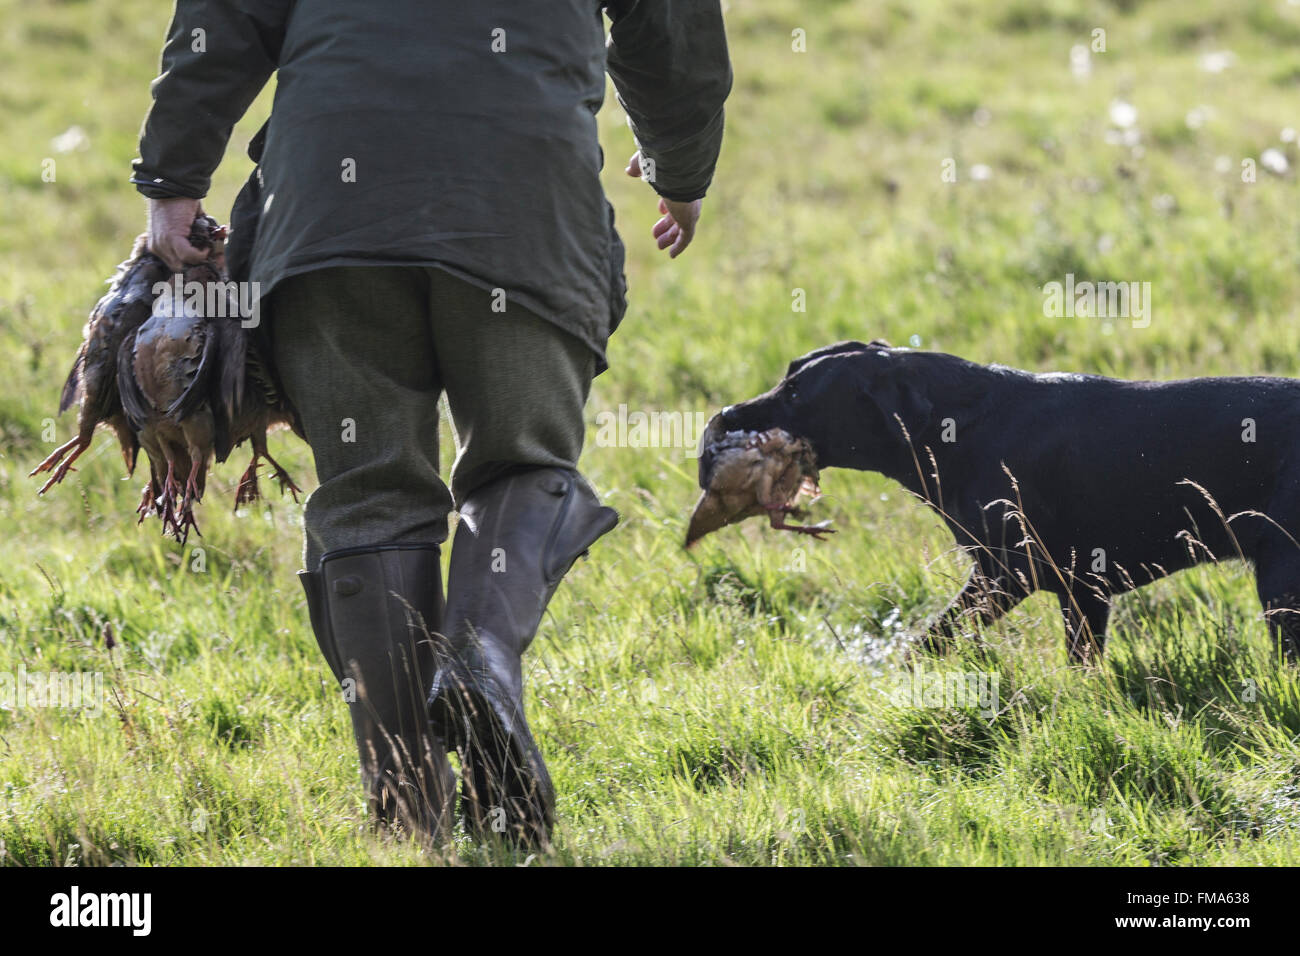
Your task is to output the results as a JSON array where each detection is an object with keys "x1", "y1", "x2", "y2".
[{"x1": 268, "y1": 266, "x2": 596, "y2": 570}]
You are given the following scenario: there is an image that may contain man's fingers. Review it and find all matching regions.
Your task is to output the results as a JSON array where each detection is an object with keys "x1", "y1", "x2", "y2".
[
  {"x1": 154, "y1": 238, "x2": 208, "y2": 273},
  {"x1": 652, "y1": 217, "x2": 693, "y2": 255},
  {"x1": 650, "y1": 197, "x2": 701, "y2": 257},
  {"x1": 174, "y1": 240, "x2": 210, "y2": 265},
  {"x1": 152, "y1": 245, "x2": 184, "y2": 272},
  {"x1": 634, "y1": 171, "x2": 704, "y2": 257},
  {"x1": 156, "y1": 246, "x2": 206, "y2": 273},
  {"x1": 669, "y1": 227, "x2": 693, "y2": 258},
  {"x1": 146, "y1": 195, "x2": 208, "y2": 272}
]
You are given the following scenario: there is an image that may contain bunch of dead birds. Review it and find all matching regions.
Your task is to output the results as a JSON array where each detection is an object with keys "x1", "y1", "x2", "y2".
[{"x1": 31, "y1": 215, "x2": 305, "y2": 543}]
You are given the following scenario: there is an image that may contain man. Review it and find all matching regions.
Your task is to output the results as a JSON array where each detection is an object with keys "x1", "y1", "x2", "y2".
[{"x1": 132, "y1": 1, "x2": 730, "y2": 845}]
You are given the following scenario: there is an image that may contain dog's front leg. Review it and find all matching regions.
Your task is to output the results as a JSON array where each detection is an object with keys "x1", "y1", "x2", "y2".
[{"x1": 917, "y1": 570, "x2": 1026, "y2": 656}]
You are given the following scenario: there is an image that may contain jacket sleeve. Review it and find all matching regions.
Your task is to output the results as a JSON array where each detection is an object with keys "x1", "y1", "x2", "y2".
[
  {"x1": 604, "y1": 0, "x2": 732, "y2": 203},
  {"x1": 131, "y1": 1, "x2": 292, "y2": 200}
]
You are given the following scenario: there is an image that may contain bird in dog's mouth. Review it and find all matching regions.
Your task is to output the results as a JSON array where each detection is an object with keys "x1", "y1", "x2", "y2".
[{"x1": 685, "y1": 417, "x2": 835, "y2": 547}]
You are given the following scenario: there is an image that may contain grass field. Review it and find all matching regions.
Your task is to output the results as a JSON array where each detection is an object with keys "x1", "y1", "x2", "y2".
[{"x1": 2, "y1": 0, "x2": 1300, "y2": 865}]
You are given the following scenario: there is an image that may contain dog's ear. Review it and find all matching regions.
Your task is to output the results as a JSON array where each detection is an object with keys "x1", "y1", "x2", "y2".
[
  {"x1": 785, "y1": 340, "x2": 872, "y2": 380},
  {"x1": 860, "y1": 353, "x2": 934, "y2": 444},
  {"x1": 867, "y1": 338, "x2": 892, "y2": 349}
]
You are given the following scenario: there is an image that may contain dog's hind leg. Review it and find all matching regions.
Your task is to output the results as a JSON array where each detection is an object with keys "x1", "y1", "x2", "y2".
[
  {"x1": 1058, "y1": 591, "x2": 1111, "y2": 664},
  {"x1": 919, "y1": 569, "x2": 1027, "y2": 655},
  {"x1": 1254, "y1": 546, "x2": 1300, "y2": 661}
]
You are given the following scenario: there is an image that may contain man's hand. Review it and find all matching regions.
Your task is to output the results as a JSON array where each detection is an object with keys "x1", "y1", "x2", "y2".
[
  {"x1": 625, "y1": 151, "x2": 703, "y2": 259},
  {"x1": 147, "y1": 196, "x2": 208, "y2": 272}
]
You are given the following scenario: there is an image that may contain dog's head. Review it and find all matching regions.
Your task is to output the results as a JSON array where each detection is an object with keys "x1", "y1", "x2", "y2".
[{"x1": 704, "y1": 339, "x2": 936, "y2": 473}]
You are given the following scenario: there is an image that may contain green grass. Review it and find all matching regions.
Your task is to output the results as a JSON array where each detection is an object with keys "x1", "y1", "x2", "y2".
[{"x1": 2, "y1": 0, "x2": 1300, "y2": 865}]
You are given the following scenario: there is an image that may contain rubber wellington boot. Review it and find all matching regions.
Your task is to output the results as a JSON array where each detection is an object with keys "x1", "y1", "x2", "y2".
[
  {"x1": 428, "y1": 467, "x2": 618, "y2": 845},
  {"x1": 299, "y1": 543, "x2": 455, "y2": 842}
]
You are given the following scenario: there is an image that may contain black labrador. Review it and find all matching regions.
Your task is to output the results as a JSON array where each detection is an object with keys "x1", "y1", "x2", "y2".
[{"x1": 708, "y1": 340, "x2": 1300, "y2": 661}]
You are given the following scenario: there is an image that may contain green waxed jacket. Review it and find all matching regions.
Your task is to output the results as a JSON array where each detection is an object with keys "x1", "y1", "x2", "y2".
[{"x1": 131, "y1": 1, "x2": 731, "y2": 370}]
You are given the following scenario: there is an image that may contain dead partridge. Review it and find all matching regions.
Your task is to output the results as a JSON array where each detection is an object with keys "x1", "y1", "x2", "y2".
[
  {"x1": 117, "y1": 217, "x2": 228, "y2": 541},
  {"x1": 29, "y1": 235, "x2": 171, "y2": 493},
  {"x1": 685, "y1": 424, "x2": 833, "y2": 547}
]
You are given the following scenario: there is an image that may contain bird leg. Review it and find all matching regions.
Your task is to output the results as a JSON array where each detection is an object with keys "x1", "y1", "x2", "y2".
[
  {"x1": 30, "y1": 435, "x2": 90, "y2": 495},
  {"x1": 173, "y1": 501, "x2": 202, "y2": 545},
  {"x1": 172, "y1": 455, "x2": 206, "y2": 545},
  {"x1": 764, "y1": 502, "x2": 836, "y2": 540},
  {"x1": 137, "y1": 458, "x2": 165, "y2": 524},
  {"x1": 263, "y1": 453, "x2": 302, "y2": 502},
  {"x1": 234, "y1": 456, "x2": 262, "y2": 508},
  {"x1": 137, "y1": 482, "x2": 157, "y2": 524},
  {"x1": 155, "y1": 458, "x2": 185, "y2": 539},
  {"x1": 183, "y1": 455, "x2": 205, "y2": 506},
  {"x1": 237, "y1": 433, "x2": 303, "y2": 506},
  {"x1": 255, "y1": 441, "x2": 302, "y2": 503}
]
